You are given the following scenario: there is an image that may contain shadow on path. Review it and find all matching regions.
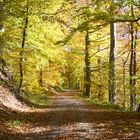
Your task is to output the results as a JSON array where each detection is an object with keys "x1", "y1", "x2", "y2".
[{"x1": 0, "y1": 90, "x2": 140, "y2": 140}]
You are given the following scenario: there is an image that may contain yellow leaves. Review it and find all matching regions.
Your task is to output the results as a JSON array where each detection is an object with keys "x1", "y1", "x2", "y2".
[
  {"x1": 125, "y1": 42, "x2": 131, "y2": 51},
  {"x1": 47, "y1": 0, "x2": 64, "y2": 13}
]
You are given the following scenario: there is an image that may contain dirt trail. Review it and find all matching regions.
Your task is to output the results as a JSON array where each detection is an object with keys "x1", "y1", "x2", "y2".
[{"x1": 0, "y1": 90, "x2": 140, "y2": 140}]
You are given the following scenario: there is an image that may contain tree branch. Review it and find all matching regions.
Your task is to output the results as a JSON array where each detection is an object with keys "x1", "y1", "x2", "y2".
[{"x1": 89, "y1": 47, "x2": 109, "y2": 58}]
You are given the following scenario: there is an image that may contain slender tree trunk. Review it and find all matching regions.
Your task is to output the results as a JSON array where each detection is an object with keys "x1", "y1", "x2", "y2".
[
  {"x1": 109, "y1": 22, "x2": 117, "y2": 104},
  {"x1": 0, "y1": 1, "x2": 5, "y2": 78},
  {"x1": 76, "y1": 79, "x2": 80, "y2": 89},
  {"x1": 97, "y1": 46, "x2": 103, "y2": 100},
  {"x1": 83, "y1": 31, "x2": 91, "y2": 97},
  {"x1": 129, "y1": 22, "x2": 137, "y2": 111},
  {"x1": 0, "y1": 1, "x2": 4, "y2": 62},
  {"x1": 122, "y1": 52, "x2": 130, "y2": 109},
  {"x1": 39, "y1": 69, "x2": 43, "y2": 87},
  {"x1": 122, "y1": 60, "x2": 126, "y2": 109},
  {"x1": 17, "y1": 0, "x2": 29, "y2": 96}
]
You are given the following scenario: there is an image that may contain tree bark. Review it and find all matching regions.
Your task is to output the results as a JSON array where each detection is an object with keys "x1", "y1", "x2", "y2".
[
  {"x1": 97, "y1": 46, "x2": 103, "y2": 100},
  {"x1": 122, "y1": 60, "x2": 126, "y2": 109},
  {"x1": 109, "y1": 22, "x2": 117, "y2": 104},
  {"x1": 129, "y1": 22, "x2": 137, "y2": 111},
  {"x1": 83, "y1": 31, "x2": 91, "y2": 97},
  {"x1": 39, "y1": 69, "x2": 43, "y2": 87},
  {"x1": 0, "y1": 1, "x2": 4, "y2": 61},
  {"x1": 122, "y1": 52, "x2": 130, "y2": 109}
]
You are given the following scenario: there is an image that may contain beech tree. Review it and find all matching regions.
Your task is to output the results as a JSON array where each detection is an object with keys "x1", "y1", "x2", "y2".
[
  {"x1": 0, "y1": 0, "x2": 140, "y2": 111},
  {"x1": 129, "y1": 21, "x2": 137, "y2": 111},
  {"x1": 109, "y1": 0, "x2": 117, "y2": 104},
  {"x1": 83, "y1": 30, "x2": 91, "y2": 97},
  {"x1": 18, "y1": 0, "x2": 29, "y2": 96}
]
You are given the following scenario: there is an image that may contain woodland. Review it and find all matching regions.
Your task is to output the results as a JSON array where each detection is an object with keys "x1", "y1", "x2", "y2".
[{"x1": 0, "y1": 0, "x2": 140, "y2": 139}]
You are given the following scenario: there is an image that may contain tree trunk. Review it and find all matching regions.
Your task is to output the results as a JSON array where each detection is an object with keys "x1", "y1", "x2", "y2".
[
  {"x1": 39, "y1": 69, "x2": 43, "y2": 87},
  {"x1": 83, "y1": 31, "x2": 91, "y2": 97},
  {"x1": 17, "y1": 0, "x2": 29, "y2": 96},
  {"x1": 122, "y1": 52, "x2": 130, "y2": 109},
  {"x1": 0, "y1": 1, "x2": 4, "y2": 61},
  {"x1": 122, "y1": 59, "x2": 127, "y2": 109},
  {"x1": 109, "y1": 22, "x2": 117, "y2": 104},
  {"x1": 97, "y1": 46, "x2": 103, "y2": 100},
  {"x1": 129, "y1": 22, "x2": 137, "y2": 111},
  {"x1": 76, "y1": 80, "x2": 80, "y2": 89}
]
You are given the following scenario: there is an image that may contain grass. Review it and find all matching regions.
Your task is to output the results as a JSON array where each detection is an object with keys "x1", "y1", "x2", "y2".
[
  {"x1": 10, "y1": 119, "x2": 24, "y2": 128},
  {"x1": 87, "y1": 98, "x2": 121, "y2": 110},
  {"x1": 83, "y1": 98, "x2": 140, "y2": 112},
  {"x1": 78, "y1": 94, "x2": 122, "y2": 111},
  {"x1": 24, "y1": 92, "x2": 50, "y2": 107}
]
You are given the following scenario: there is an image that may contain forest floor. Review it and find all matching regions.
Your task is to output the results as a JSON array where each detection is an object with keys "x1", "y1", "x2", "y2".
[{"x1": 0, "y1": 89, "x2": 140, "y2": 140}]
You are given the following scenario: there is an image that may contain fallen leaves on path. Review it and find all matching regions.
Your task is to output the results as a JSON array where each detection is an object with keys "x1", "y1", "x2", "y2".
[{"x1": 0, "y1": 90, "x2": 140, "y2": 140}]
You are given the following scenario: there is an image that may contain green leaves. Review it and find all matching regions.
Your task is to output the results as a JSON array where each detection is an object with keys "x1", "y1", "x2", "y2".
[{"x1": 1, "y1": 0, "x2": 67, "y2": 94}]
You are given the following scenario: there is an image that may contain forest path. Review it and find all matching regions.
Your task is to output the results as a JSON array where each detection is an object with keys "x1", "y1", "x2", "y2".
[{"x1": 1, "y1": 90, "x2": 140, "y2": 140}]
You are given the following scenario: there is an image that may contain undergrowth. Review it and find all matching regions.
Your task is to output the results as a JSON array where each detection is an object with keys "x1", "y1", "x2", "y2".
[
  {"x1": 24, "y1": 92, "x2": 50, "y2": 107},
  {"x1": 78, "y1": 94, "x2": 122, "y2": 111},
  {"x1": 10, "y1": 119, "x2": 24, "y2": 128}
]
